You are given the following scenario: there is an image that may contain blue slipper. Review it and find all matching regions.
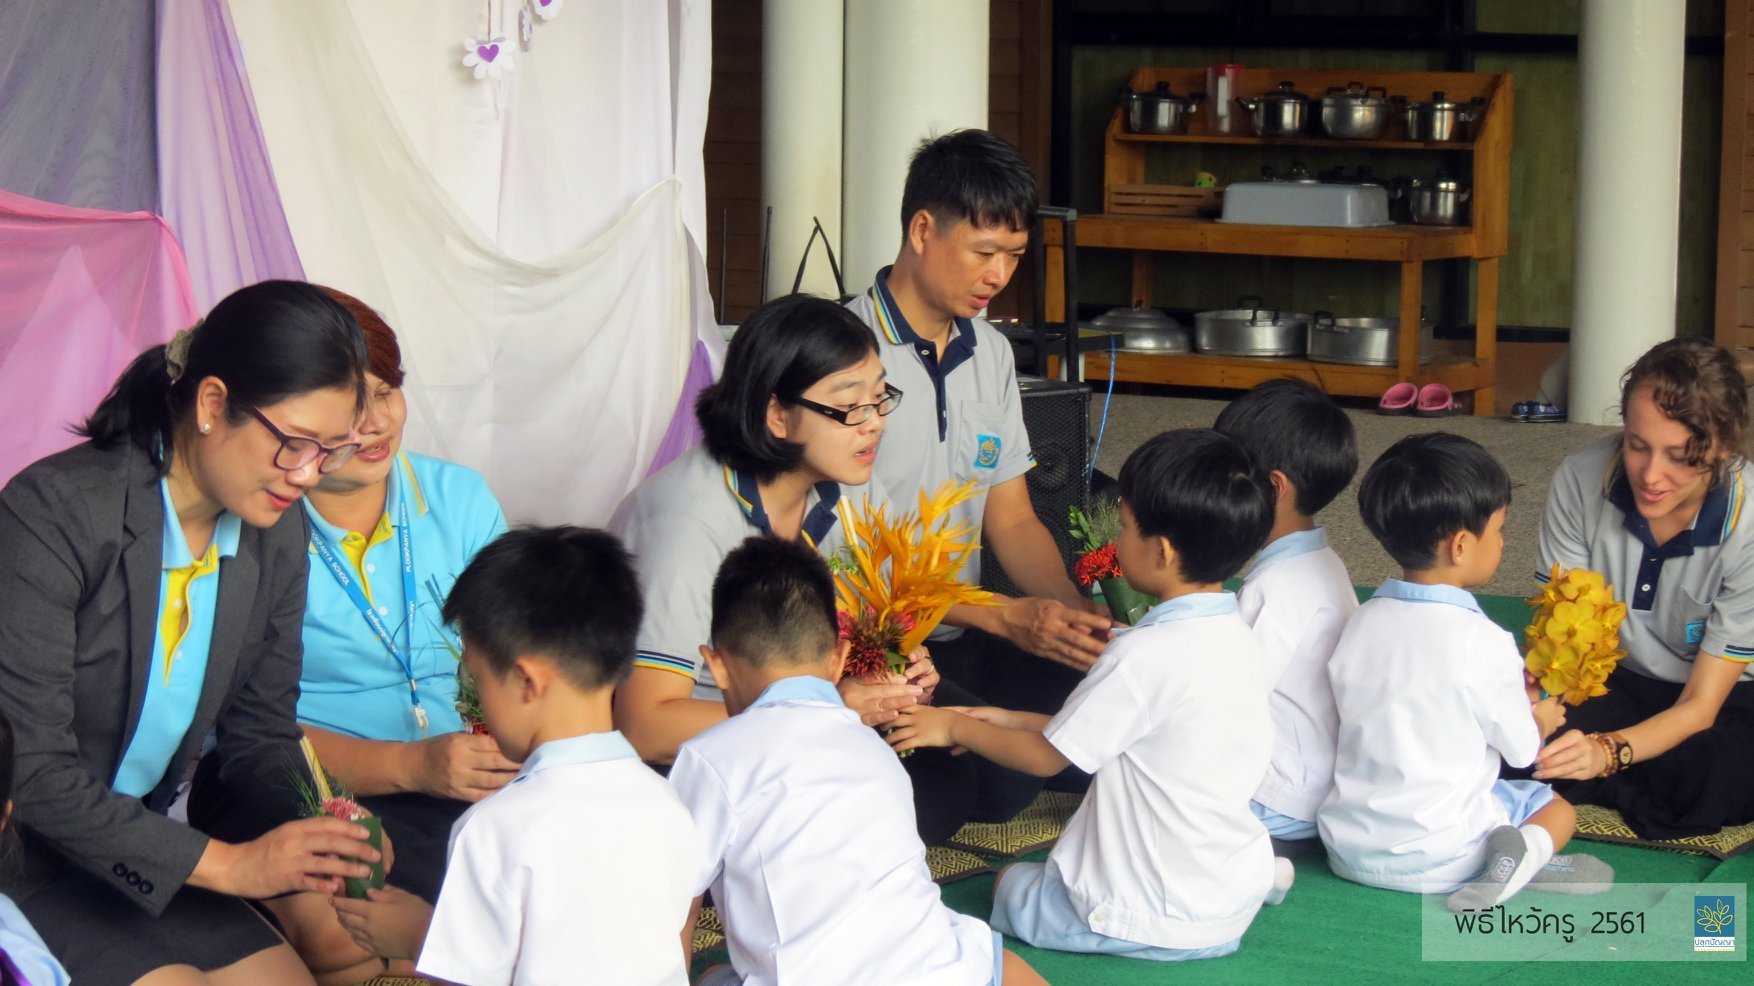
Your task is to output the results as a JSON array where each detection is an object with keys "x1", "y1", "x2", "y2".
[
  {"x1": 1525, "y1": 402, "x2": 1567, "y2": 423},
  {"x1": 1509, "y1": 401, "x2": 1534, "y2": 421}
]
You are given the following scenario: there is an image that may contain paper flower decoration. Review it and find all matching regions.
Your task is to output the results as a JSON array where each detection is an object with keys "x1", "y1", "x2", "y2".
[
  {"x1": 462, "y1": 36, "x2": 514, "y2": 80},
  {"x1": 532, "y1": 0, "x2": 563, "y2": 21},
  {"x1": 831, "y1": 480, "x2": 998, "y2": 661},
  {"x1": 1524, "y1": 565, "x2": 1628, "y2": 706}
]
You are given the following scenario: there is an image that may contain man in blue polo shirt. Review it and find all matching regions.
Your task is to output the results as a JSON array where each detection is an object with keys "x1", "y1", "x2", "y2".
[{"x1": 847, "y1": 130, "x2": 1110, "y2": 719}]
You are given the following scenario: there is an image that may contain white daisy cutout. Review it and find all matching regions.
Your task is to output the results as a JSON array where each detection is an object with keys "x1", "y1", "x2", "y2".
[
  {"x1": 532, "y1": 0, "x2": 564, "y2": 21},
  {"x1": 461, "y1": 36, "x2": 515, "y2": 80}
]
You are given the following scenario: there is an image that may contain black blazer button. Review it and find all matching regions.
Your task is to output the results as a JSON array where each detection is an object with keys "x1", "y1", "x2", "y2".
[
  {"x1": 125, "y1": 871, "x2": 141, "y2": 886},
  {"x1": 113, "y1": 862, "x2": 128, "y2": 878},
  {"x1": 139, "y1": 880, "x2": 154, "y2": 895}
]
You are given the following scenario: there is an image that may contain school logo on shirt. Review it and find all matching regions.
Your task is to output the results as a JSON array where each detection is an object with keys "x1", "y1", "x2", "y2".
[
  {"x1": 1694, "y1": 894, "x2": 1736, "y2": 951},
  {"x1": 1686, "y1": 621, "x2": 1706, "y2": 645},
  {"x1": 974, "y1": 434, "x2": 1001, "y2": 469}
]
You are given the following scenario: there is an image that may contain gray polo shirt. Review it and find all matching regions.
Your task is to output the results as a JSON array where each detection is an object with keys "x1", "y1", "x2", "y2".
[
  {"x1": 609, "y1": 445, "x2": 881, "y2": 702},
  {"x1": 845, "y1": 266, "x2": 1035, "y2": 591},
  {"x1": 1537, "y1": 435, "x2": 1754, "y2": 683}
]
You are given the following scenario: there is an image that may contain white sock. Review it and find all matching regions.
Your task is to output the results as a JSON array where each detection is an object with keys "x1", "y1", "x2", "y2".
[
  {"x1": 1264, "y1": 856, "x2": 1295, "y2": 906},
  {"x1": 1508, "y1": 824, "x2": 1556, "y2": 901}
]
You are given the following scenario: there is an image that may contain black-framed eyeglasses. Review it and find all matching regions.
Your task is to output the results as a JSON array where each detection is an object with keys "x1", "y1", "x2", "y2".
[
  {"x1": 243, "y1": 406, "x2": 361, "y2": 474},
  {"x1": 787, "y1": 384, "x2": 903, "y2": 426}
]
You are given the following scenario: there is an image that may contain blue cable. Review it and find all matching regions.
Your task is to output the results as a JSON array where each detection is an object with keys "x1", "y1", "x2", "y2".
[{"x1": 1088, "y1": 330, "x2": 1116, "y2": 479}]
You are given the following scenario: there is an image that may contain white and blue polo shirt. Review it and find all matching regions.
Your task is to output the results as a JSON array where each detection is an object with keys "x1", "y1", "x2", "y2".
[
  {"x1": 846, "y1": 268, "x2": 1035, "y2": 589},
  {"x1": 1538, "y1": 436, "x2": 1754, "y2": 683},
  {"x1": 610, "y1": 445, "x2": 883, "y2": 702},
  {"x1": 297, "y1": 452, "x2": 508, "y2": 741}
]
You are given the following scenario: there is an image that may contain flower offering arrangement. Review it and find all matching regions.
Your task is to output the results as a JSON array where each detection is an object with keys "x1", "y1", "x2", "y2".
[
  {"x1": 295, "y1": 737, "x2": 386, "y2": 898},
  {"x1": 831, "y1": 479, "x2": 999, "y2": 680},
  {"x1": 1069, "y1": 500, "x2": 1156, "y2": 626},
  {"x1": 1524, "y1": 565, "x2": 1628, "y2": 706}
]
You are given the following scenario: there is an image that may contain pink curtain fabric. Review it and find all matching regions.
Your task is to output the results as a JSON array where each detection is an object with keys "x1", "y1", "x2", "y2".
[{"x1": 0, "y1": 190, "x2": 198, "y2": 486}]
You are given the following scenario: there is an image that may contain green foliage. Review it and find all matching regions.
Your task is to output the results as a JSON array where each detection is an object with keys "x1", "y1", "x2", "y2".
[{"x1": 1068, "y1": 498, "x2": 1121, "y2": 553}]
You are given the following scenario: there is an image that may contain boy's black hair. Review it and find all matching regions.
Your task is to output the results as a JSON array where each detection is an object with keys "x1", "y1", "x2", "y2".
[
  {"x1": 709, "y1": 536, "x2": 839, "y2": 668},
  {"x1": 695, "y1": 295, "x2": 879, "y2": 482},
  {"x1": 1118, "y1": 429, "x2": 1274, "y2": 584},
  {"x1": 1213, "y1": 378, "x2": 1358, "y2": 516},
  {"x1": 900, "y1": 130, "x2": 1037, "y2": 236},
  {"x1": 442, "y1": 526, "x2": 642, "y2": 690},
  {"x1": 1358, "y1": 432, "x2": 1512, "y2": 570}
]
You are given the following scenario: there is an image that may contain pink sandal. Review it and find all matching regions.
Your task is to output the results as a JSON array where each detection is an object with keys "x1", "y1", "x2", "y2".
[
  {"x1": 1414, "y1": 383, "x2": 1461, "y2": 417},
  {"x1": 1377, "y1": 381, "x2": 1417, "y2": 415}
]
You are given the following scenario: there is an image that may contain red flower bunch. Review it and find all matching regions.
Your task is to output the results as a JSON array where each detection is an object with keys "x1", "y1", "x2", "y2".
[
  {"x1": 838, "y1": 608, "x2": 917, "y2": 679},
  {"x1": 1074, "y1": 542, "x2": 1123, "y2": 588},
  {"x1": 320, "y1": 796, "x2": 370, "y2": 822}
]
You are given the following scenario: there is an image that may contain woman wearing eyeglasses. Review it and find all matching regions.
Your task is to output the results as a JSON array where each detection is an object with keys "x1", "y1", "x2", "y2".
[
  {"x1": 611, "y1": 294, "x2": 1030, "y2": 845},
  {"x1": 0, "y1": 281, "x2": 376, "y2": 986},
  {"x1": 264, "y1": 289, "x2": 508, "y2": 979}
]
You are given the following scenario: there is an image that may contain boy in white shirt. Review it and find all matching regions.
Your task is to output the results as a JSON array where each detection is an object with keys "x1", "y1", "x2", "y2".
[
  {"x1": 890, "y1": 429, "x2": 1294, "y2": 961},
  {"x1": 330, "y1": 527, "x2": 701, "y2": 984},
  {"x1": 669, "y1": 536, "x2": 1046, "y2": 986},
  {"x1": 1215, "y1": 379, "x2": 1360, "y2": 841},
  {"x1": 1319, "y1": 433, "x2": 1613, "y2": 912}
]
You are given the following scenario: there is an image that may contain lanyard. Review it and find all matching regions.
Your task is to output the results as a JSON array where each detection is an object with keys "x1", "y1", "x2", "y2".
[{"x1": 309, "y1": 496, "x2": 428, "y2": 734}]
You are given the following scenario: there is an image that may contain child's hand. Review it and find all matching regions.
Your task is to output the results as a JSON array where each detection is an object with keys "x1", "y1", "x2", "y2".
[
  {"x1": 886, "y1": 705, "x2": 964, "y2": 753},
  {"x1": 943, "y1": 705, "x2": 1025, "y2": 731},
  {"x1": 331, "y1": 885, "x2": 434, "y2": 961},
  {"x1": 1531, "y1": 694, "x2": 1567, "y2": 739},
  {"x1": 1524, "y1": 669, "x2": 1543, "y2": 703}
]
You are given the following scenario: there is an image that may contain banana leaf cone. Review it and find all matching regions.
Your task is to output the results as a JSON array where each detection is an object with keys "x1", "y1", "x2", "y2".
[
  {"x1": 344, "y1": 816, "x2": 387, "y2": 899},
  {"x1": 1098, "y1": 576, "x2": 1156, "y2": 627}
]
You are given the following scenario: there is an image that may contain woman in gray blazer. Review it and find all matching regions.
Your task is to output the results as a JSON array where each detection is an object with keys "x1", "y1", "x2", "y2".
[{"x1": 0, "y1": 281, "x2": 378, "y2": 986}]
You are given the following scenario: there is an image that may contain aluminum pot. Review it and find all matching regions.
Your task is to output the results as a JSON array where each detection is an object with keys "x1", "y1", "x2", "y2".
[
  {"x1": 1307, "y1": 311, "x2": 1435, "y2": 366},
  {"x1": 1403, "y1": 91, "x2": 1484, "y2": 142},
  {"x1": 1235, "y1": 81, "x2": 1310, "y2": 138},
  {"x1": 1091, "y1": 305, "x2": 1191, "y2": 353},
  {"x1": 1123, "y1": 82, "x2": 1202, "y2": 135},
  {"x1": 1408, "y1": 176, "x2": 1470, "y2": 226},
  {"x1": 1319, "y1": 82, "x2": 1393, "y2": 140},
  {"x1": 1194, "y1": 296, "x2": 1308, "y2": 357}
]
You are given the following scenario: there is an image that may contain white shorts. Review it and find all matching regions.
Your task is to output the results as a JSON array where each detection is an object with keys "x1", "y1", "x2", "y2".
[{"x1": 991, "y1": 862, "x2": 1240, "y2": 963}]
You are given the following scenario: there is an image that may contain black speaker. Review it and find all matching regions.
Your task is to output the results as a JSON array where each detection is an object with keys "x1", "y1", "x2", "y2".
[{"x1": 980, "y1": 375, "x2": 1091, "y2": 597}]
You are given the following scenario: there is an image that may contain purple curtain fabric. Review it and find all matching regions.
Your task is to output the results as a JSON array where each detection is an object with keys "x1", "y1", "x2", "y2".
[
  {"x1": 156, "y1": 0, "x2": 304, "y2": 310},
  {"x1": 0, "y1": 0, "x2": 158, "y2": 212},
  {"x1": 645, "y1": 338, "x2": 714, "y2": 478},
  {"x1": 0, "y1": 190, "x2": 199, "y2": 487}
]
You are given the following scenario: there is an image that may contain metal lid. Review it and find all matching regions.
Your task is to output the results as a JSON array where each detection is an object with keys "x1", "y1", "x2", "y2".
[
  {"x1": 1259, "y1": 80, "x2": 1309, "y2": 105},
  {"x1": 1411, "y1": 89, "x2": 1464, "y2": 110},
  {"x1": 1410, "y1": 174, "x2": 1466, "y2": 192},
  {"x1": 1323, "y1": 82, "x2": 1388, "y2": 106}
]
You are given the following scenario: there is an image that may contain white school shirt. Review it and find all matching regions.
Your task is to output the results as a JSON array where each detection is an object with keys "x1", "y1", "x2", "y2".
[
  {"x1": 1042, "y1": 593, "x2": 1274, "y2": 950},
  {"x1": 1318, "y1": 581, "x2": 1541, "y2": 892},
  {"x1": 418, "y1": 731, "x2": 699, "y2": 986},
  {"x1": 669, "y1": 676, "x2": 995, "y2": 986},
  {"x1": 1238, "y1": 527, "x2": 1357, "y2": 822}
]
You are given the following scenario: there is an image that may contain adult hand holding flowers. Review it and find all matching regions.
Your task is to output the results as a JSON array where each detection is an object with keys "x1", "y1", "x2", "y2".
[
  {"x1": 408, "y1": 730, "x2": 520, "y2": 802},
  {"x1": 836, "y1": 646, "x2": 942, "y2": 727},
  {"x1": 189, "y1": 815, "x2": 384, "y2": 899}
]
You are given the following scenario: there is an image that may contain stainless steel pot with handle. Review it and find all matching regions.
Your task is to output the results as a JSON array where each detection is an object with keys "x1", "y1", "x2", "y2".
[
  {"x1": 1235, "y1": 81, "x2": 1310, "y2": 138},
  {"x1": 1319, "y1": 82, "x2": 1393, "y2": 140},
  {"x1": 1194, "y1": 296, "x2": 1308, "y2": 357},
  {"x1": 1402, "y1": 91, "x2": 1485, "y2": 142},
  {"x1": 1123, "y1": 82, "x2": 1203, "y2": 135},
  {"x1": 1408, "y1": 175, "x2": 1471, "y2": 226},
  {"x1": 1091, "y1": 305, "x2": 1191, "y2": 353},
  {"x1": 1306, "y1": 310, "x2": 1435, "y2": 366}
]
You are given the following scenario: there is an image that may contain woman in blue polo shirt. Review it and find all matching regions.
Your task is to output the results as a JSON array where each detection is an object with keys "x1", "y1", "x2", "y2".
[
  {"x1": 0, "y1": 280, "x2": 379, "y2": 985},
  {"x1": 612, "y1": 294, "x2": 1040, "y2": 845},
  {"x1": 1534, "y1": 337, "x2": 1754, "y2": 836},
  {"x1": 294, "y1": 290, "x2": 510, "y2": 912}
]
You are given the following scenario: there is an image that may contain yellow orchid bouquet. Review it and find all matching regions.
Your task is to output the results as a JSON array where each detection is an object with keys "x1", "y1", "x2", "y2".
[
  {"x1": 830, "y1": 479, "x2": 1000, "y2": 680},
  {"x1": 1524, "y1": 565, "x2": 1628, "y2": 706}
]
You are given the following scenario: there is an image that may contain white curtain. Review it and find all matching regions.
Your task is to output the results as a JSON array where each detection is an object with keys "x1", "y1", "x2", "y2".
[{"x1": 226, "y1": 0, "x2": 717, "y2": 524}]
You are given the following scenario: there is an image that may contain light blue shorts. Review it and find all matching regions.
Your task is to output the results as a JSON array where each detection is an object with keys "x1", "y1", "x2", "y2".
[
  {"x1": 991, "y1": 862, "x2": 1241, "y2": 963},
  {"x1": 1251, "y1": 800, "x2": 1318, "y2": 840},
  {"x1": 1492, "y1": 778, "x2": 1555, "y2": 826},
  {"x1": 696, "y1": 930, "x2": 1005, "y2": 985}
]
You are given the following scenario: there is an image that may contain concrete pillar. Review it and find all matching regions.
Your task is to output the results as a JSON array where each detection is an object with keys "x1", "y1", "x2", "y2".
[
  {"x1": 762, "y1": 0, "x2": 844, "y2": 301},
  {"x1": 1569, "y1": 0, "x2": 1686, "y2": 424},
  {"x1": 842, "y1": 0, "x2": 989, "y2": 294}
]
